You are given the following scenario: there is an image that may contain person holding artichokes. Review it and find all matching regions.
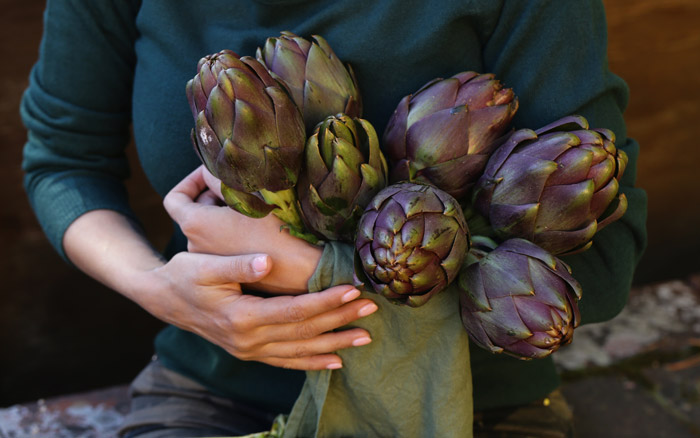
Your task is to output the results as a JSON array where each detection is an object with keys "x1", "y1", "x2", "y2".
[{"x1": 21, "y1": 0, "x2": 646, "y2": 437}]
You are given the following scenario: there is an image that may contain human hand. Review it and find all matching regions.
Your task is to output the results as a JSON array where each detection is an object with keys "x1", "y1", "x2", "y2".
[
  {"x1": 163, "y1": 166, "x2": 322, "y2": 294},
  {"x1": 138, "y1": 252, "x2": 376, "y2": 370}
]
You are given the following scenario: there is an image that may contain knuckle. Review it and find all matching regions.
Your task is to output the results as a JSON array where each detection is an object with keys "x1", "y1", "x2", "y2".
[
  {"x1": 295, "y1": 322, "x2": 317, "y2": 340},
  {"x1": 339, "y1": 308, "x2": 358, "y2": 326},
  {"x1": 190, "y1": 259, "x2": 210, "y2": 281},
  {"x1": 162, "y1": 193, "x2": 175, "y2": 213},
  {"x1": 231, "y1": 336, "x2": 255, "y2": 354},
  {"x1": 228, "y1": 312, "x2": 252, "y2": 333},
  {"x1": 292, "y1": 344, "x2": 309, "y2": 359},
  {"x1": 234, "y1": 349, "x2": 253, "y2": 361},
  {"x1": 284, "y1": 304, "x2": 306, "y2": 323},
  {"x1": 179, "y1": 215, "x2": 197, "y2": 236},
  {"x1": 227, "y1": 257, "x2": 252, "y2": 281}
]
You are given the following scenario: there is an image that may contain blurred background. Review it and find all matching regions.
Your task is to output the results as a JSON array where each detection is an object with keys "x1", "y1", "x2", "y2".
[{"x1": 1, "y1": 0, "x2": 698, "y2": 417}]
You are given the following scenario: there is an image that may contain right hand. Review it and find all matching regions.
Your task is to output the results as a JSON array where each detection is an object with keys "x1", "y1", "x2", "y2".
[
  {"x1": 139, "y1": 251, "x2": 377, "y2": 370},
  {"x1": 163, "y1": 165, "x2": 323, "y2": 294}
]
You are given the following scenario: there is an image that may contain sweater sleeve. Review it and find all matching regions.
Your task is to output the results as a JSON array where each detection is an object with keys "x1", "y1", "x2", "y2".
[
  {"x1": 482, "y1": 0, "x2": 648, "y2": 324},
  {"x1": 21, "y1": 0, "x2": 142, "y2": 261}
]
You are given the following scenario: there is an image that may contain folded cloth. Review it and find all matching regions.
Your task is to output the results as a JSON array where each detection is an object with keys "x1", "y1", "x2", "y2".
[{"x1": 284, "y1": 241, "x2": 473, "y2": 438}]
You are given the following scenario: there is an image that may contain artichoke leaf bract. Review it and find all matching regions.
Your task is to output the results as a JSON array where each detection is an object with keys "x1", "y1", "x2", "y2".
[{"x1": 355, "y1": 182, "x2": 470, "y2": 307}]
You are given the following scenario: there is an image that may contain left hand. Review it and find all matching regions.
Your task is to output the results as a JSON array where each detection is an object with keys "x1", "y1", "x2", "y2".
[{"x1": 164, "y1": 165, "x2": 324, "y2": 294}]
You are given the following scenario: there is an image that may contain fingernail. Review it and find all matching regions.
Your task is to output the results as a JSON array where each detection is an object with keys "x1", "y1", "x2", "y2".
[
  {"x1": 252, "y1": 256, "x2": 268, "y2": 273},
  {"x1": 358, "y1": 303, "x2": 378, "y2": 317},
  {"x1": 352, "y1": 336, "x2": 372, "y2": 347},
  {"x1": 326, "y1": 362, "x2": 342, "y2": 370},
  {"x1": 341, "y1": 288, "x2": 361, "y2": 303}
]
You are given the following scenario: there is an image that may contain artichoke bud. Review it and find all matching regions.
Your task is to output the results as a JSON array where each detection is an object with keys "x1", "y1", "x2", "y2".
[
  {"x1": 298, "y1": 114, "x2": 388, "y2": 242},
  {"x1": 473, "y1": 115, "x2": 629, "y2": 256},
  {"x1": 354, "y1": 182, "x2": 471, "y2": 307},
  {"x1": 384, "y1": 71, "x2": 519, "y2": 201},
  {"x1": 186, "y1": 49, "x2": 241, "y2": 119},
  {"x1": 187, "y1": 50, "x2": 312, "y2": 241},
  {"x1": 257, "y1": 32, "x2": 363, "y2": 133},
  {"x1": 458, "y1": 238, "x2": 582, "y2": 359}
]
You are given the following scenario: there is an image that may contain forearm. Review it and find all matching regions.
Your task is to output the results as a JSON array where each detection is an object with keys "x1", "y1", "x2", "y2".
[{"x1": 62, "y1": 209, "x2": 165, "y2": 311}]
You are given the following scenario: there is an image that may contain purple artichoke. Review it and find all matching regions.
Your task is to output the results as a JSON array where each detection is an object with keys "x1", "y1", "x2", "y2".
[
  {"x1": 458, "y1": 237, "x2": 582, "y2": 360},
  {"x1": 473, "y1": 115, "x2": 629, "y2": 255},
  {"x1": 186, "y1": 50, "x2": 313, "y2": 241},
  {"x1": 298, "y1": 114, "x2": 388, "y2": 242},
  {"x1": 257, "y1": 31, "x2": 362, "y2": 133},
  {"x1": 355, "y1": 182, "x2": 470, "y2": 307},
  {"x1": 383, "y1": 72, "x2": 519, "y2": 200}
]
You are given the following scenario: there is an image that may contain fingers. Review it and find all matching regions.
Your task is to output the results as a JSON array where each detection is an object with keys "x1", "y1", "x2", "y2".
[
  {"x1": 181, "y1": 252, "x2": 272, "y2": 284},
  {"x1": 163, "y1": 166, "x2": 208, "y2": 221},
  {"x1": 224, "y1": 287, "x2": 378, "y2": 371},
  {"x1": 243, "y1": 285, "x2": 368, "y2": 325},
  {"x1": 195, "y1": 189, "x2": 222, "y2": 206},
  {"x1": 201, "y1": 166, "x2": 224, "y2": 200},
  {"x1": 262, "y1": 354, "x2": 344, "y2": 371},
  {"x1": 262, "y1": 297, "x2": 377, "y2": 343},
  {"x1": 250, "y1": 327, "x2": 373, "y2": 371},
  {"x1": 261, "y1": 327, "x2": 372, "y2": 360}
]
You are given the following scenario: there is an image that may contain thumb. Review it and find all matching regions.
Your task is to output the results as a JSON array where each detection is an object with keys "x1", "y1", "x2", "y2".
[{"x1": 194, "y1": 253, "x2": 272, "y2": 285}]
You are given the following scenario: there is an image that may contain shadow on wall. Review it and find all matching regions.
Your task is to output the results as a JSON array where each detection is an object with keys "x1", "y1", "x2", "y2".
[{"x1": 0, "y1": 0, "x2": 697, "y2": 405}]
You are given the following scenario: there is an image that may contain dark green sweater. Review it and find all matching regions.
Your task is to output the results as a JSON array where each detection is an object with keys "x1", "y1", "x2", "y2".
[{"x1": 22, "y1": 0, "x2": 646, "y2": 414}]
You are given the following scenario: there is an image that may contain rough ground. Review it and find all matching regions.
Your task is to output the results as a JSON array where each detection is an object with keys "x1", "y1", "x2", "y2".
[
  {"x1": 1, "y1": 274, "x2": 699, "y2": 438},
  {"x1": 557, "y1": 274, "x2": 700, "y2": 437}
]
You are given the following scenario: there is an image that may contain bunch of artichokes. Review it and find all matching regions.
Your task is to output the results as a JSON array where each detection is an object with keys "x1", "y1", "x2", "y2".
[{"x1": 186, "y1": 32, "x2": 629, "y2": 360}]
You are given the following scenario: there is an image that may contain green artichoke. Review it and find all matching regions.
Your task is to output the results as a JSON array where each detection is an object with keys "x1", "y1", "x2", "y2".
[
  {"x1": 298, "y1": 114, "x2": 388, "y2": 242},
  {"x1": 256, "y1": 31, "x2": 362, "y2": 133},
  {"x1": 355, "y1": 182, "x2": 470, "y2": 307},
  {"x1": 186, "y1": 50, "x2": 312, "y2": 240},
  {"x1": 383, "y1": 72, "x2": 519, "y2": 200},
  {"x1": 473, "y1": 115, "x2": 628, "y2": 255},
  {"x1": 458, "y1": 236, "x2": 582, "y2": 360}
]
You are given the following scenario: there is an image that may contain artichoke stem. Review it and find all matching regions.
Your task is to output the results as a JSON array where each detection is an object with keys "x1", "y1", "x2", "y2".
[
  {"x1": 260, "y1": 188, "x2": 320, "y2": 245},
  {"x1": 284, "y1": 225, "x2": 321, "y2": 245}
]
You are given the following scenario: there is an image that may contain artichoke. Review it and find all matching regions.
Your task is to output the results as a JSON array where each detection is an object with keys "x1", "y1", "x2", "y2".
[
  {"x1": 355, "y1": 182, "x2": 470, "y2": 307},
  {"x1": 257, "y1": 31, "x2": 362, "y2": 133},
  {"x1": 458, "y1": 237, "x2": 582, "y2": 360},
  {"x1": 383, "y1": 72, "x2": 519, "y2": 200},
  {"x1": 473, "y1": 115, "x2": 628, "y2": 255},
  {"x1": 298, "y1": 114, "x2": 388, "y2": 242},
  {"x1": 186, "y1": 50, "x2": 312, "y2": 239}
]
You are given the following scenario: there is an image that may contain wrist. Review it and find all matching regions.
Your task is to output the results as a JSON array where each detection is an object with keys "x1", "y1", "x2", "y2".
[{"x1": 63, "y1": 209, "x2": 168, "y2": 306}]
